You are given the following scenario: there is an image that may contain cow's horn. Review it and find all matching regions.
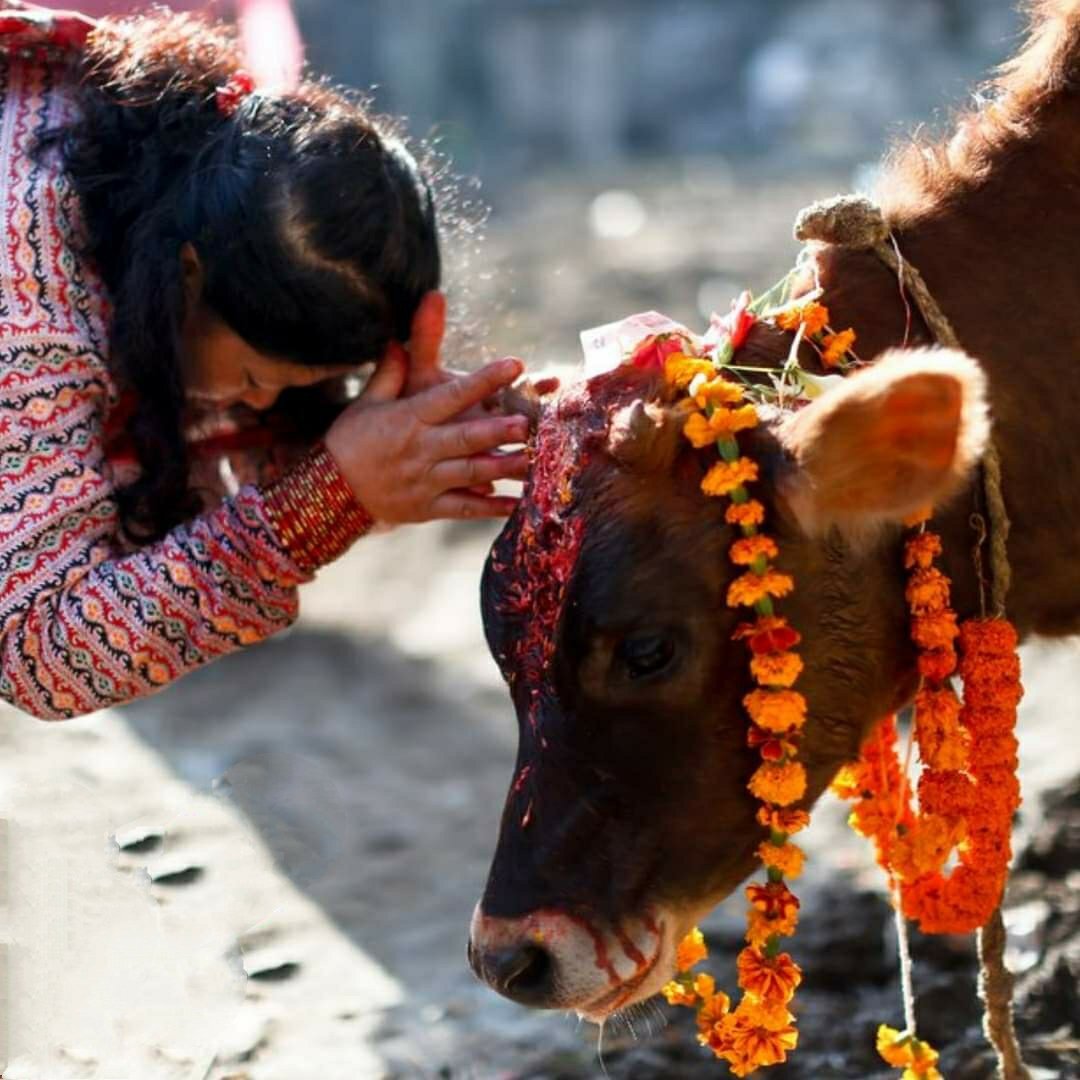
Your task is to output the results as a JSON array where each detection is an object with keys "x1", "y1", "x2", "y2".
[{"x1": 607, "y1": 398, "x2": 679, "y2": 466}]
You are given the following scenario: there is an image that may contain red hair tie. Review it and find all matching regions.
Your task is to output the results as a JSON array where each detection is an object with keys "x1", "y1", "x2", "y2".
[{"x1": 216, "y1": 71, "x2": 256, "y2": 117}]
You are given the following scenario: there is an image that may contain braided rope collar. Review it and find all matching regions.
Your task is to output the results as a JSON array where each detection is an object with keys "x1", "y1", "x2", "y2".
[{"x1": 792, "y1": 195, "x2": 1011, "y2": 619}]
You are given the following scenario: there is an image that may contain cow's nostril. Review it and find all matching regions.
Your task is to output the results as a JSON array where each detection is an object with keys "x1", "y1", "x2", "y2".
[{"x1": 487, "y1": 943, "x2": 554, "y2": 1005}]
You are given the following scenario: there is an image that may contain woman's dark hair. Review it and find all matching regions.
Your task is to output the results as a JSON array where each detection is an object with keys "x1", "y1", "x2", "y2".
[{"x1": 41, "y1": 13, "x2": 441, "y2": 542}]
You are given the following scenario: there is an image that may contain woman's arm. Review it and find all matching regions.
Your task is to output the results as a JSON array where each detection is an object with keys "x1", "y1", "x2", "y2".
[{"x1": 0, "y1": 346, "x2": 315, "y2": 721}]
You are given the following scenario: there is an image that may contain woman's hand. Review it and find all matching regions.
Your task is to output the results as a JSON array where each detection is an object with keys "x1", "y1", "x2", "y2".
[{"x1": 324, "y1": 348, "x2": 530, "y2": 524}]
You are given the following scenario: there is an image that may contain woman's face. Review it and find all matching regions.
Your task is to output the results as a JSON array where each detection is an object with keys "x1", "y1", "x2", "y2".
[{"x1": 180, "y1": 244, "x2": 358, "y2": 413}]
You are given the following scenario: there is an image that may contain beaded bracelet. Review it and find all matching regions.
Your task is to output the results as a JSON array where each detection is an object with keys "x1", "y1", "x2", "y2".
[{"x1": 261, "y1": 441, "x2": 375, "y2": 574}]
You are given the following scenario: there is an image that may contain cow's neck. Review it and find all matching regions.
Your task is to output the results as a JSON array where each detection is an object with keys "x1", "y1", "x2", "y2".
[{"x1": 814, "y1": 104, "x2": 1080, "y2": 638}]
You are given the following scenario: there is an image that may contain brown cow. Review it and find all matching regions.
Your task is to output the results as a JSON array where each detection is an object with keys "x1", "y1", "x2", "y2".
[{"x1": 469, "y1": 0, "x2": 1080, "y2": 1022}]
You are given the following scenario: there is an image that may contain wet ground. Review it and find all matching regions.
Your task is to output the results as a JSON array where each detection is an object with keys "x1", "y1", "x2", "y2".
[{"x1": 2, "y1": 164, "x2": 1079, "y2": 1078}]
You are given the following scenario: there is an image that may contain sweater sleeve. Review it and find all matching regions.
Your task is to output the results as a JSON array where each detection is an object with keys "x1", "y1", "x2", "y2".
[{"x1": 0, "y1": 343, "x2": 312, "y2": 721}]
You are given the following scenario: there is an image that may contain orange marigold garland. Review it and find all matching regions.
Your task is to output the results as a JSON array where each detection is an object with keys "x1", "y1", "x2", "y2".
[
  {"x1": 832, "y1": 520, "x2": 1023, "y2": 1076},
  {"x1": 659, "y1": 334, "x2": 808, "y2": 1077}
]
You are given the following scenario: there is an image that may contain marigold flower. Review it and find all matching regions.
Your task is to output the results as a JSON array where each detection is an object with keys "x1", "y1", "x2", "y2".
[
  {"x1": 750, "y1": 650, "x2": 804, "y2": 688},
  {"x1": 693, "y1": 972, "x2": 716, "y2": 1001},
  {"x1": 729, "y1": 535, "x2": 779, "y2": 566},
  {"x1": 709, "y1": 403, "x2": 759, "y2": 434},
  {"x1": 726, "y1": 499, "x2": 765, "y2": 527},
  {"x1": 905, "y1": 567, "x2": 952, "y2": 614},
  {"x1": 877, "y1": 1026, "x2": 942, "y2": 1080},
  {"x1": 904, "y1": 532, "x2": 943, "y2": 570},
  {"x1": 696, "y1": 382, "x2": 753, "y2": 413},
  {"x1": 830, "y1": 763, "x2": 863, "y2": 800},
  {"x1": 718, "y1": 997, "x2": 799, "y2": 1075},
  {"x1": 915, "y1": 686, "x2": 969, "y2": 770},
  {"x1": 757, "y1": 805, "x2": 812, "y2": 835},
  {"x1": 918, "y1": 646, "x2": 956, "y2": 683},
  {"x1": 911, "y1": 610, "x2": 959, "y2": 650},
  {"x1": 749, "y1": 760, "x2": 807, "y2": 807},
  {"x1": 849, "y1": 795, "x2": 902, "y2": 842},
  {"x1": 758, "y1": 839, "x2": 805, "y2": 878},
  {"x1": 676, "y1": 927, "x2": 708, "y2": 972},
  {"x1": 665, "y1": 354, "x2": 716, "y2": 389},
  {"x1": 746, "y1": 907, "x2": 799, "y2": 947},
  {"x1": 776, "y1": 301, "x2": 829, "y2": 336},
  {"x1": 892, "y1": 814, "x2": 965, "y2": 882},
  {"x1": 746, "y1": 879, "x2": 801, "y2": 917},
  {"x1": 820, "y1": 326, "x2": 856, "y2": 367},
  {"x1": 702, "y1": 457, "x2": 759, "y2": 497},
  {"x1": 683, "y1": 411, "x2": 720, "y2": 449},
  {"x1": 748, "y1": 725, "x2": 798, "y2": 762},
  {"x1": 737, "y1": 946, "x2": 803, "y2": 1003},
  {"x1": 958, "y1": 616, "x2": 1018, "y2": 656},
  {"x1": 735, "y1": 616, "x2": 802, "y2": 655},
  {"x1": 662, "y1": 980, "x2": 698, "y2": 1007},
  {"x1": 696, "y1": 988, "x2": 732, "y2": 1035},
  {"x1": 727, "y1": 569, "x2": 795, "y2": 608},
  {"x1": 684, "y1": 407, "x2": 755, "y2": 448},
  {"x1": 747, "y1": 691, "x2": 807, "y2": 734}
]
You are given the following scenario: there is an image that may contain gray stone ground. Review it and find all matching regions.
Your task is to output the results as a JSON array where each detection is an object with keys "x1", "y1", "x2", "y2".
[{"x1": 2, "y1": 166, "x2": 1079, "y2": 1078}]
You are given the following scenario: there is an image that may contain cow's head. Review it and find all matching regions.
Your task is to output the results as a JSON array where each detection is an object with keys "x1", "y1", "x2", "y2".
[{"x1": 469, "y1": 335, "x2": 989, "y2": 1019}]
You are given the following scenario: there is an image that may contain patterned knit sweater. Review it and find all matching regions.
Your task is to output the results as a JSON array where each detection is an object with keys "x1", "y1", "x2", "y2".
[{"x1": 0, "y1": 12, "x2": 313, "y2": 720}]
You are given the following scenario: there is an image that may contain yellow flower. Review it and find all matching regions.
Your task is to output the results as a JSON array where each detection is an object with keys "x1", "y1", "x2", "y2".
[
  {"x1": 693, "y1": 377, "x2": 746, "y2": 409},
  {"x1": 684, "y1": 411, "x2": 721, "y2": 449},
  {"x1": 877, "y1": 1026, "x2": 942, "y2": 1079},
  {"x1": 757, "y1": 840, "x2": 806, "y2": 878},
  {"x1": 750, "y1": 650, "x2": 804, "y2": 688},
  {"x1": 662, "y1": 980, "x2": 698, "y2": 1007},
  {"x1": 821, "y1": 327, "x2": 856, "y2": 367},
  {"x1": 749, "y1": 761, "x2": 807, "y2": 807},
  {"x1": 676, "y1": 926, "x2": 708, "y2": 972},
  {"x1": 702, "y1": 457, "x2": 759, "y2": 497},
  {"x1": 664, "y1": 354, "x2": 716, "y2": 389},
  {"x1": 744, "y1": 689, "x2": 807, "y2": 733},
  {"x1": 683, "y1": 406, "x2": 758, "y2": 447},
  {"x1": 693, "y1": 972, "x2": 716, "y2": 1001}
]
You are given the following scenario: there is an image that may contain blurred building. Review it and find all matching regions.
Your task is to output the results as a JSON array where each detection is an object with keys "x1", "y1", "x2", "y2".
[{"x1": 297, "y1": 0, "x2": 1020, "y2": 185}]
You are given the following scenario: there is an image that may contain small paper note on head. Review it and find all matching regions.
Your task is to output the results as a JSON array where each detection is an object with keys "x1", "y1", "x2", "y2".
[{"x1": 579, "y1": 310, "x2": 692, "y2": 378}]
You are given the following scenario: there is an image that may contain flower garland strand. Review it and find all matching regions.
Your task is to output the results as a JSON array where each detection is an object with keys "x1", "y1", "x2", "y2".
[
  {"x1": 614, "y1": 291, "x2": 1020, "y2": 1077},
  {"x1": 832, "y1": 518, "x2": 1023, "y2": 1077},
  {"x1": 656, "y1": 314, "x2": 809, "y2": 1076}
]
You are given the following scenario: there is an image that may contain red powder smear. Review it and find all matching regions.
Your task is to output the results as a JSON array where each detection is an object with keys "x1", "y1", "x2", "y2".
[
  {"x1": 492, "y1": 367, "x2": 661, "y2": 783},
  {"x1": 566, "y1": 912, "x2": 621, "y2": 986}
]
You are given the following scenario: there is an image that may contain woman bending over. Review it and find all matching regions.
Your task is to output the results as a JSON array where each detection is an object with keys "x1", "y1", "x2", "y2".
[{"x1": 0, "y1": 6, "x2": 529, "y2": 719}]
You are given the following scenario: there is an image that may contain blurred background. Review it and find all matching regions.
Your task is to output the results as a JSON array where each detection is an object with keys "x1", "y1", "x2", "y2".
[{"x1": 6, "y1": 2, "x2": 1080, "y2": 1079}]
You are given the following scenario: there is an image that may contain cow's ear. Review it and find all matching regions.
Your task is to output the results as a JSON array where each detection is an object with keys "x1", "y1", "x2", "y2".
[{"x1": 776, "y1": 347, "x2": 990, "y2": 537}]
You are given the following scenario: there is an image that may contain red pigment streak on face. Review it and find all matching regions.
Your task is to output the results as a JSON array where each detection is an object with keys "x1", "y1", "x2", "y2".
[
  {"x1": 640, "y1": 910, "x2": 660, "y2": 938},
  {"x1": 565, "y1": 912, "x2": 621, "y2": 986},
  {"x1": 512, "y1": 764, "x2": 532, "y2": 794},
  {"x1": 614, "y1": 926, "x2": 648, "y2": 971},
  {"x1": 499, "y1": 395, "x2": 590, "y2": 732}
]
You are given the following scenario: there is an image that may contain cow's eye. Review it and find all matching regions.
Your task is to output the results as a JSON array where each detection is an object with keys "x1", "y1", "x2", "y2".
[{"x1": 617, "y1": 632, "x2": 676, "y2": 680}]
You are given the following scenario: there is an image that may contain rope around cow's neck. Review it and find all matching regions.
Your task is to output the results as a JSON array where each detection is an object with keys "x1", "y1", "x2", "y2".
[
  {"x1": 793, "y1": 194, "x2": 1028, "y2": 1080},
  {"x1": 792, "y1": 194, "x2": 1012, "y2": 619}
]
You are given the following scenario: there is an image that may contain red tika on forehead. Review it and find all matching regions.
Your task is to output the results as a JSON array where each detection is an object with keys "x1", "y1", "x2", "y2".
[{"x1": 493, "y1": 372, "x2": 637, "y2": 736}]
